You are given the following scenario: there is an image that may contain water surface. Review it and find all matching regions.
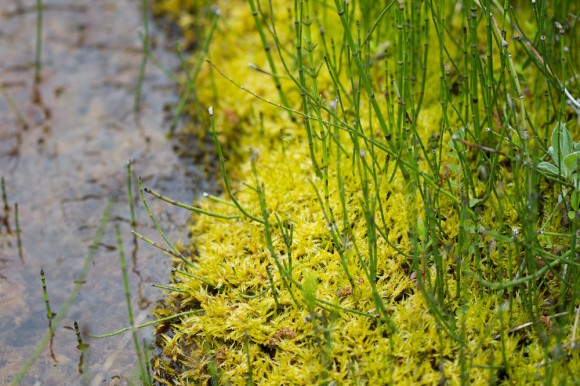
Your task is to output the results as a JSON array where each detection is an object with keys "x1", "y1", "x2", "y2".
[{"x1": 0, "y1": 0, "x2": 209, "y2": 384}]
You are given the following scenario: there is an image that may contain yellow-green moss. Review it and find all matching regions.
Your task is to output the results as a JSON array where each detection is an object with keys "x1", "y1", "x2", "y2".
[{"x1": 151, "y1": 0, "x2": 579, "y2": 384}]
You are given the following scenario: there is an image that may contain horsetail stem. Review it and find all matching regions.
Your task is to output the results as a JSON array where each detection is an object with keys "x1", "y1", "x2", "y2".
[
  {"x1": 127, "y1": 160, "x2": 137, "y2": 227},
  {"x1": 15, "y1": 202, "x2": 22, "y2": 261},
  {"x1": 40, "y1": 269, "x2": 55, "y2": 320},
  {"x1": 115, "y1": 225, "x2": 148, "y2": 384},
  {"x1": 134, "y1": 0, "x2": 150, "y2": 117},
  {"x1": 137, "y1": 176, "x2": 193, "y2": 268},
  {"x1": 168, "y1": 9, "x2": 219, "y2": 136},
  {"x1": 145, "y1": 187, "x2": 240, "y2": 220},
  {"x1": 34, "y1": 0, "x2": 43, "y2": 82},
  {"x1": 74, "y1": 321, "x2": 89, "y2": 350},
  {"x1": 1, "y1": 177, "x2": 8, "y2": 214}
]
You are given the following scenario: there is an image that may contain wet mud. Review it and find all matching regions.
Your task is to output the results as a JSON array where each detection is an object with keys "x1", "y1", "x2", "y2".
[{"x1": 0, "y1": 0, "x2": 209, "y2": 384}]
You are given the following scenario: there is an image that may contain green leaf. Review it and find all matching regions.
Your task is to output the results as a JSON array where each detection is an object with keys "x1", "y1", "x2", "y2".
[
  {"x1": 550, "y1": 122, "x2": 574, "y2": 165},
  {"x1": 548, "y1": 146, "x2": 556, "y2": 161},
  {"x1": 573, "y1": 173, "x2": 580, "y2": 190},
  {"x1": 558, "y1": 189, "x2": 569, "y2": 204},
  {"x1": 509, "y1": 125, "x2": 521, "y2": 147},
  {"x1": 568, "y1": 211, "x2": 576, "y2": 221},
  {"x1": 446, "y1": 164, "x2": 459, "y2": 175},
  {"x1": 541, "y1": 233, "x2": 553, "y2": 249},
  {"x1": 469, "y1": 198, "x2": 482, "y2": 208},
  {"x1": 447, "y1": 150, "x2": 460, "y2": 161},
  {"x1": 77, "y1": 343, "x2": 90, "y2": 351},
  {"x1": 417, "y1": 217, "x2": 427, "y2": 243},
  {"x1": 571, "y1": 190, "x2": 580, "y2": 211},
  {"x1": 537, "y1": 161, "x2": 562, "y2": 177},
  {"x1": 454, "y1": 128, "x2": 465, "y2": 140},
  {"x1": 563, "y1": 151, "x2": 580, "y2": 174}
]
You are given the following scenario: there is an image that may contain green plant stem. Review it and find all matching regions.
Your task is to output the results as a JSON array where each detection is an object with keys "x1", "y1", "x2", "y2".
[
  {"x1": 332, "y1": 0, "x2": 399, "y2": 158},
  {"x1": 115, "y1": 225, "x2": 148, "y2": 384},
  {"x1": 34, "y1": 0, "x2": 42, "y2": 82},
  {"x1": 11, "y1": 197, "x2": 115, "y2": 385},
  {"x1": 245, "y1": 332, "x2": 254, "y2": 386},
  {"x1": 127, "y1": 160, "x2": 137, "y2": 227},
  {"x1": 145, "y1": 187, "x2": 239, "y2": 220},
  {"x1": 2, "y1": 176, "x2": 8, "y2": 215},
  {"x1": 90, "y1": 309, "x2": 203, "y2": 338},
  {"x1": 168, "y1": 11, "x2": 219, "y2": 136},
  {"x1": 247, "y1": 0, "x2": 293, "y2": 118},
  {"x1": 172, "y1": 267, "x2": 215, "y2": 287},
  {"x1": 0, "y1": 85, "x2": 28, "y2": 129},
  {"x1": 14, "y1": 202, "x2": 22, "y2": 260},
  {"x1": 137, "y1": 177, "x2": 193, "y2": 268},
  {"x1": 209, "y1": 107, "x2": 265, "y2": 224},
  {"x1": 131, "y1": 230, "x2": 183, "y2": 259},
  {"x1": 40, "y1": 268, "x2": 54, "y2": 320},
  {"x1": 134, "y1": 0, "x2": 150, "y2": 116}
]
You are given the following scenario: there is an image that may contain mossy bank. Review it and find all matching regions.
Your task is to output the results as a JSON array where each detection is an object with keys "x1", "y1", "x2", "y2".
[{"x1": 150, "y1": 0, "x2": 579, "y2": 384}]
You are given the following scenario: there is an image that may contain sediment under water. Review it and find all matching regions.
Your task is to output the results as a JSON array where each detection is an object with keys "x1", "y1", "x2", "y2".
[{"x1": 0, "y1": 0, "x2": 209, "y2": 384}]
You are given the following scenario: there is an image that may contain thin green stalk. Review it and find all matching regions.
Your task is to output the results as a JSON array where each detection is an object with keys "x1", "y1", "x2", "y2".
[
  {"x1": 247, "y1": 0, "x2": 293, "y2": 119},
  {"x1": 293, "y1": 0, "x2": 322, "y2": 178},
  {"x1": 127, "y1": 160, "x2": 137, "y2": 228},
  {"x1": 134, "y1": 0, "x2": 150, "y2": 116},
  {"x1": 361, "y1": 1, "x2": 396, "y2": 48},
  {"x1": 411, "y1": 238, "x2": 458, "y2": 341},
  {"x1": 0, "y1": 85, "x2": 28, "y2": 129},
  {"x1": 141, "y1": 338, "x2": 153, "y2": 385},
  {"x1": 34, "y1": 0, "x2": 42, "y2": 82},
  {"x1": 73, "y1": 320, "x2": 89, "y2": 378},
  {"x1": 244, "y1": 332, "x2": 254, "y2": 386},
  {"x1": 265, "y1": 265, "x2": 280, "y2": 313},
  {"x1": 90, "y1": 309, "x2": 203, "y2": 338},
  {"x1": 40, "y1": 269, "x2": 55, "y2": 320},
  {"x1": 1, "y1": 177, "x2": 8, "y2": 214},
  {"x1": 464, "y1": 255, "x2": 567, "y2": 290},
  {"x1": 15, "y1": 202, "x2": 22, "y2": 261},
  {"x1": 11, "y1": 197, "x2": 115, "y2": 385},
  {"x1": 115, "y1": 225, "x2": 148, "y2": 385},
  {"x1": 275, "y1": 214, "x2": 294, "y2": 277},
  {"x1": 467, "y1": 1, "x2": 482, "y2": 143},
  {"x1": 251, "y1": 159, "x2": 301, "y2": 308},
  {"x1": 131, "y1": 230, "x2": 183, "y2": 260},
  {"x1": 168, "y1": 11, "x2": 219, "y2": 136},
  {"x1": 151, "y1": 283, "x2": 188, "y2": 293},
  {"x1": 315, "y1": 298, "x2": 381, "y2": 319},
  {"x1": 206, "y1": 60, "x2": 315, "y2": 120},
  {"x1": 203, "y1": 192, "x2": 236, "y2": 207},
  {"x1": 209, "y1": 106, "x2": 265, "y2": 224},
  {"x1": 171, "y1": 267, "x2": 215, "y2": 288},
  {"x1": 309, "y1": 179, "x2": 354, "y2": 289},
  {"x1": 137, "y1": 177, "x2": 193, "y2": 268},
  {"x1": 557, "y1": 22, "x2": 567, "y2": 123},
  {"x1": 74, "y1": 321, "x2": 89, "y2": 350},
  {"x1": 145, "y1": 187, "x2": 239, "y2": 220},
  {"x1": 208, "y1": 60, "x2": 460, "y2": 206},
  {"x1": 332, "y1": 1, "x2": 393, "y2": 146}
]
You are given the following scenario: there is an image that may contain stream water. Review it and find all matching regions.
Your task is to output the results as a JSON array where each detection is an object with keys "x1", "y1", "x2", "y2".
[{"x1": 0, "y1": 1, "x2": 209, "y2": 384}]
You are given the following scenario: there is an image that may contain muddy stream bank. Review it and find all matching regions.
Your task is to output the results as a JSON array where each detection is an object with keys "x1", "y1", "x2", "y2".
[{"x1": 0, "y1": 1, "x2": 210, "y2": 384}]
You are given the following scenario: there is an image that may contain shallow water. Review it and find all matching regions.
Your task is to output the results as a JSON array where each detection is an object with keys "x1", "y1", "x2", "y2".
[{"x1": 0, "y1": 1, "x2": 210, "y2": 384}]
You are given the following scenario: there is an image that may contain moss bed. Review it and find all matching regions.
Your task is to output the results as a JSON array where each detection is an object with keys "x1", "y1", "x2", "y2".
[{"x1": 150, "y1": 0, "x2": 579, "y2": 384}]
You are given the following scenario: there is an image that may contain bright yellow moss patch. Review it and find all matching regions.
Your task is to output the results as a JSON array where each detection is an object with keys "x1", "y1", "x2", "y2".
[{"x1": 151, "y1": 0, "x2": 580, "y2": 384}]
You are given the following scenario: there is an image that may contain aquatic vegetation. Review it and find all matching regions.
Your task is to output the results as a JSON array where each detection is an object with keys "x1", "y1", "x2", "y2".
[{"x1": 150, "y1": 0, "x2": 580, "y2": 384}]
